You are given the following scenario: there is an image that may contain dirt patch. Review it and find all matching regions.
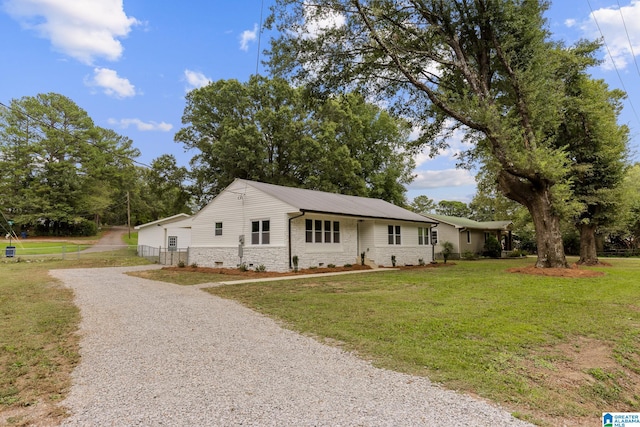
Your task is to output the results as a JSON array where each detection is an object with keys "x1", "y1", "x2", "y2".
[
  {"x1": 506, "y1": 263, "x2": 605, "y2": 278},
  {"x1": 163, "y1": 263, "x2": 372, "y2": 278},
  {"x1": 519, "y1": 336, "x2": 639, "y2": 426}
]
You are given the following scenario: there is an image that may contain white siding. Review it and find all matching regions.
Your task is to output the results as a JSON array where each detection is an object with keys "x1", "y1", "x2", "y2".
[
  {"x1": 366, "y1": 221, "x2": 434, "y2": 267},
  {"x1": 290, "y1": 214, "x2": 358, "y2": 269},
  {"x1": 137, "y1": 225, "x2": 164, "y2": 248},
  {"x1": 189, "y1": 180, "x2": 296, "y2": 271}
]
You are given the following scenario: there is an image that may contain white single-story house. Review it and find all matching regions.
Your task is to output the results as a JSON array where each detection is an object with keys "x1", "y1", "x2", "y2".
[
  {"x1": 419, "y1": 213, "x2": 513, "y2": 258},
  {"x1": 152, "y1": 178, "x2": 437, "y2": 271}
]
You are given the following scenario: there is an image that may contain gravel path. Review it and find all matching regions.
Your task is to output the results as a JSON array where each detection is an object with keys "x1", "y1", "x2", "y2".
[{"x1": 51, "y1": 266, "x2": 532, "y2": 426}]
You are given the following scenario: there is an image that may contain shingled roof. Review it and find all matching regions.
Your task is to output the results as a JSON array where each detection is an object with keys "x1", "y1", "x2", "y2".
[{"x1": 237, "y1": 179, "x2": 436, "y2": 224}]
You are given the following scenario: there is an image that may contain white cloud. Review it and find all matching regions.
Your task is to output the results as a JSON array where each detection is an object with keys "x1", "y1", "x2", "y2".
[
  {"x1": 86, "y1": 67, "x2": 136, "y2": 98},
  {"x1": 184, "y1": 69, "x2": 211, "y2": 91},
  {"x1": 408, "y1": 169, "x2": 476, "y2": 189},
  {"x1": 108, "y1": 118, "x2": 172, "y2": 132},
  {"x1": 239, "y1": 23, "x2": 258, "y2": 51},
  {"x1": 578, "y1": 0, "x2": 640, "y2": 70},
  {"x1": 303, "y1": 6, "x2": 345, "y2": 38},
  {"x1": 413, "y1": 121, "x2": 475, "y2": 168},
  {"x1": 4, "y1": 0, "x2": 139, "y2": 64},
  {"x1": 564, "y1": 18, "x2": 577, "y2": 28}
]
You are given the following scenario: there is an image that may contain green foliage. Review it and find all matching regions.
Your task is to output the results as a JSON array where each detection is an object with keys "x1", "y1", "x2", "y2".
[
  {"x1": 238, "y1": 263, "x2": 248, "y2": 272},
  {"x1": 326, "y1": 264, "x2": 336, "y2": 268},
  {"x1": 436, "y1": 201, "x2": 472, "y2": 218},
  {"x1": 409, "y1": 195, "x2": 436, "y2": 214},
  {"x1": 292, "y1": 255, "x2": 299, "y2": 272},
  {"x1": 441, "y1": 241, "x2": 454, "y2": 263},
  {"x1": 0, "y1": 93, "x2": 140, "y2": 235},
  {"x1": 255, "y1": 264, "x2": 267, "y2": 272},
  {"x1": 174, "y1": 76, "x2": 414, "y2": 206},
  {"x1": 267, "y1": 0, "x2": 599, "y2": 267},
  {"x1": 483, "y1": 235, "x2": 502, "y2": 258}
]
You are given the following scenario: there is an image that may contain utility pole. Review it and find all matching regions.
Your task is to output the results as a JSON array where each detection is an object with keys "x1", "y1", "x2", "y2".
[{"x1": 127, "y1": 191, "x2": 131, "y2": 239}]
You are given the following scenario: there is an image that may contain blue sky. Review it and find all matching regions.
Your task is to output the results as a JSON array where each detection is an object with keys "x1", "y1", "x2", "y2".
[{"x1": 1, "y1": 0, "x2": 639, "y2": 205}]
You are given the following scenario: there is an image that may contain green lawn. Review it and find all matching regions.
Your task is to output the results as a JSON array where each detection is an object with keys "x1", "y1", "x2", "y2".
[
  {"x1": 204, "y1": 258, "x2": 640, "y2": 426},
  {"x1": 0, "y1": 234, "x2": 146, "y2": 426},
  {"x1": 2, "y1": 242, "x2": 91, "y2": 256}
]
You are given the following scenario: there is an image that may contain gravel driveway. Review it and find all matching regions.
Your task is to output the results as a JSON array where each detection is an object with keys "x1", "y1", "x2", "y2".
[{"x1": 51, "y1": 266, "x2": 532, "y2": 426}]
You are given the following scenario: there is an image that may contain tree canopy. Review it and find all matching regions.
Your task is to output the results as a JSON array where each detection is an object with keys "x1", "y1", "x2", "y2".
[
  {"x1": 175, "y1": 75, "x2": 414, "y2": 207},
  {"x1": 267, "y1": 0, "x2": 631, "y2": 268},
  {"x1": 0, "y1": 93, "x2": 139, "y2": 235}
]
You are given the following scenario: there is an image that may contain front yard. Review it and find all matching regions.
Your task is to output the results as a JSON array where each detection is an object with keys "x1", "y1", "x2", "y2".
[{"x1": 201, "y1": 258, "x2": 640, "y2": 426}]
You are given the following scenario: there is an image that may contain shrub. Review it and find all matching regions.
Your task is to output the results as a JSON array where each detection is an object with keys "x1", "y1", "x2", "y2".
[
  {"x1": 177, "y1": 260, "x2": 186, "y2": 268},
  {"x1": 344, "y1": 263, "x2": 352, "y2": 268},
  {"x1": 391, "y1": 255, "x2": 396, "y2": 266},
  {"x1": 238, "y1": 263, "x2": 248, "y2": 272},
  {"x1": 327, "y1": 263, "x2": 336, "y2": 268},
  {"x1": 255, "y1": 264, "x2": 266, "y2": 272},
  {"x1": 360, "y1": 252, "x2": 366, "y2": 266},
  {"x1": 483, "y1": 235, "x2": 502, "y2": 258},
  {"x1": 292, "y1": 255, "x2": 299, "y2": 272},
  {"x1": 190, "y1": 263, "x2": 198, "y2": 268},
  {"x1": 418, "y1": 258, "x2": 425, "y2": 266},
  {"x1": 461, "y1": 250, "x2": 477, "y2": 260},
  {"x1": 441, "y1": 241, "x2": 454, "y2": 263}
]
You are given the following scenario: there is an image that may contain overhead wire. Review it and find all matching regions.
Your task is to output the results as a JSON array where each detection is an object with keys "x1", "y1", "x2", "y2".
[
  {"x1": 616, "y1": 0, "x2": 640, "y2": 78},
  {"x1": 586, "y1": 0, "x2": 640, "y2": 129}
]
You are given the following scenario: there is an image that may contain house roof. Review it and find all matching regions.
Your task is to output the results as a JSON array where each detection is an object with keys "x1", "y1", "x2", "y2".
[
  {"x1": 238, "y1": 179, "x2": 436, "y2": 224},
  {"x1": 134, "y1": 213, "x2": 191, "y2": 230},
  {"x1": 420, "y1": 213, "x2": 511, "y2": 230}
]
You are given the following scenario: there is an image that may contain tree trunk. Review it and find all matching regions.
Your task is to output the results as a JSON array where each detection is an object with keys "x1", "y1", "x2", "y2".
[
  {"x1": 577, "y1": 223, "x2": 599, "y2": 265},
  {"x1": 498, "y1": 171, "x2": 569, "y2": 268}
]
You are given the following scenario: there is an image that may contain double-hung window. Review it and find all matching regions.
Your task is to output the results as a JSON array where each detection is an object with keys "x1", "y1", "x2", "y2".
[
  {"x1": 418, "y1": 227, "x2": 428, "y2": 245},
  {"x1": 305, "y1": 219, "x2": 341, "y2": 243},
  {"x1": 388, "y1": 225, "x2": 401, "y2": 245},
  {"x1": 215, "y1": 222, "x2": 223, "y2": 236},
  {"x1": 430, "y1": 229, "x2": 438, "y2": 245},
  {"x1": 251, "y1": 220, "x2": 270, "y2": 245}
]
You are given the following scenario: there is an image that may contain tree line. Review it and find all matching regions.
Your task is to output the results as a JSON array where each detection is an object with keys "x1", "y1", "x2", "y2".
[{"x1": 1, "y1": 0, "x2": 638, "y2": 269}]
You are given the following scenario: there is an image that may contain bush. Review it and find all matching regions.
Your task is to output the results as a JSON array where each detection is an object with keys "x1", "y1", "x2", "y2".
[
  {"x1": 344, "y1": 263, "x2": 352, "y2": 268},
  {"x1": 461, "y1": 250, "x2": 477, "y2": 260},
  {"x1": 177, "y1": 261, "x2": 186, "y2": 268},
  {"x1": 190, "y1": 263, "x2": 198, "y2": 268},
  {"x1": 441, "y1": 241, "x2": 454, "y2": 263},
  {"x1": 238, "y1": 263, "x2": 248, "y2": 272},
  {"x1": 327, "y1": 263, "x2": 336, "y2": 268},
  {"x1": 255, "y1": 264, "x2": 266, "y2": 272},
  {"x1": 483, "y1": 235, "x2": 502, "y2": 258}
]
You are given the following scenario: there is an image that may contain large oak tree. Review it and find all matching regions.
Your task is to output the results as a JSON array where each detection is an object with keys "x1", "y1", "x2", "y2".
[{"x1": 267, "y1": 0, "x2": 584, "y2": 268}]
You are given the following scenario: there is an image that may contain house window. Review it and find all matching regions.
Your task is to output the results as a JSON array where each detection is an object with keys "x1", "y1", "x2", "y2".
[
  {"x1": 315, "y1": 220, "x2": 322, "y2": 242},
  {"x1": 251, "y1": 220, "x2": 270, "y2": 245},
  {"x1": 466, "y1": 230, "x2": 471, "y2": 244},
  {"x1": 388, "y1": 225, "x2": 401, "y2": 245},
  {"x1": 168, "y1": 236, "x2": 177, "y2": 250},
  {"x1": 305, "y1": 219, "x2": 313, "y2": 243},
  {"x1": 484, "y1": 232, "x2": 490, "y2": 242},
  {"x1": 306, "y1": 219, "x2": 340, "y2": 243},
  {"x1": 430, "y1": 229, "x2": 438, "y2": 245},
  {"x1": 215, "y1": 222, "x2": 223, "y2": 236},
  {"x1": 418, "y1": 227, "x2": 428, "y2": 245}
]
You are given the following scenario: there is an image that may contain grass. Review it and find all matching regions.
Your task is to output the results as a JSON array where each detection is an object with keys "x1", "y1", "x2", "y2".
[
  {"x1": 2, "y1": 242, "x2": 91, "y2": 256},
  {"x1": 0, "y1": 233, "x2": 147, "y2": 426},
  {"x1": 201, "y1": 258, "x2": 640, "y2": 426},
  {"x1": 128, "y1": 269, "x2": 249, "y2": 285}
]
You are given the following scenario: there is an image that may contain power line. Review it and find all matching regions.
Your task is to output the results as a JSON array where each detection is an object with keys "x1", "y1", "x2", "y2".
[
  {"x1": 616, "y1": 0, "x2": 640, "y2": 78},
  {"x1": 586, "y1": 0, "x2": 640, "y2": 128},
  {"x1": 256, "y1": 0, "x2": 265, "y2": 76},
  {"x1": 0, "y1": 100, "x2": 151, "y2": 169}
]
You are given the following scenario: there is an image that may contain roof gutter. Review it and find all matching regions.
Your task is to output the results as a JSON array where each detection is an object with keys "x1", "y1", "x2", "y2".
[{"x1": 297, "y1": 209, "x2": 438, "y2": 224}]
